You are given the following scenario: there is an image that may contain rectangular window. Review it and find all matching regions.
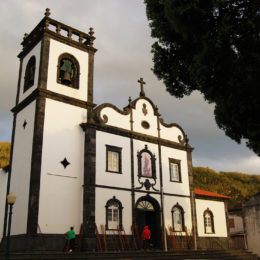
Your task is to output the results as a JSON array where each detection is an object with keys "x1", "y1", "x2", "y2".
[
  {"x1": 169, "y1": 158, "x2": 181, "y2": 182},
  {"x1": 106, "y1": 145, "x2": 122, "y2": 173}
]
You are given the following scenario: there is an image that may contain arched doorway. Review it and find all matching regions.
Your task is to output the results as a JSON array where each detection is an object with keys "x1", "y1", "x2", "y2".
[{"x1": 135, "y1": 196, "x2": 161, "y2": 248}]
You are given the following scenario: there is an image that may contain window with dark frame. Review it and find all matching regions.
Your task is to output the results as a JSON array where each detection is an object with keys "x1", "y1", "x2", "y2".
[
  {"x1": 169, "y1": 158, "x2": 181, "y2": 182},
  {"x1": 105, "y1": 197, "x2": 123, "y2": 230},
  {"x1": 57, "y1": 53, "x2": 80, "y2": 89},
  {"x1": 204, "y1": 209, "x2": 215, "y2": 234},
  {"x1": 24, "y1": 56, "x2": 36, "y2": 93},
  {"x1": 172, "y1": 204, "x2": 185, "y2": 231},
  {"x1": 106, "y1": 145, "x2": 122, "y2": 174}
]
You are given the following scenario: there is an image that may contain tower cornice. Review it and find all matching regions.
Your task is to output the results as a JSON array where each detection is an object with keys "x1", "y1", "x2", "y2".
[
  {"x1": 18, "y1": 12, "x2": 97, "y2": 59},
  {"x1": 11, "y1": 88, "x2": 96, "y2": 114}
]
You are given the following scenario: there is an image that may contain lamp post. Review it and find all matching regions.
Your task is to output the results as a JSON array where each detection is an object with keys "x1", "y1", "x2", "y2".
[{"x1": 5, "y1": 192, "x2": 16, "y2": 260}]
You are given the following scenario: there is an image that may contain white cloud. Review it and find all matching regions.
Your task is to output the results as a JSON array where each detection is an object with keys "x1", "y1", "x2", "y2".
[{"x1": 193, "y1": 155, "x2": 260, "y2": 175}]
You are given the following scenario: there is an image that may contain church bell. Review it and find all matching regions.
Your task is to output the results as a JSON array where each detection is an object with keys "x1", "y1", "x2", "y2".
[{"x1": 61, "y1": 71, "x2": 72, "y2": 85}]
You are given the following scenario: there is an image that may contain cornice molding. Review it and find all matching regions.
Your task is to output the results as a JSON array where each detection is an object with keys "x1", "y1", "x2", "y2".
[
  {"x1": 80, "y1": 122, "x2": 194, "y2": 152},
  {"x1": 18, "y1": 15, "x2": 97, "y2": 59},
  {"x1": 11, "y1": 88, "x2": 95, "y2": 114}
]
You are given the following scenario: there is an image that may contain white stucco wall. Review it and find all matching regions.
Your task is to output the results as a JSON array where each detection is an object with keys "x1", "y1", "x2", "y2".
[
  {"x1": 196, "y1": 199, "x2": 227, "y2": 237},
  {"x1": 47, "y1": 39, "x2": 89, "y2": 101},
  {"x1": 0, "y1": 169, "x2": 8, "y2": 242},
  {"x1": 159, "y1": 123, "x2": 184, "y2": 144},
  {"x1": 132, "y1": 99, "x2": 158, "y2": 137},
  {"x1": 164, "y1": 196, "x2": 192, "y2": 234},
  {"x1": 18, "y1": 42, "x2": 41, "y2": 103},
  {"x1": 100, "y1": 107, "x2": 131, "y2": 130},
  {"x1": 10, "y1": 101, "x2": 36, "y2": 235},
  {"x1": 96, "y1": 131, "x2": 131, "y2": 189},
  {"x1": 38, "y1": 99, "x2": 86, "y2": 234},
  {"x1": 95, "y1": 187, "x2": 132, "y2": 234},
  {"x1": 161, "y1": 146, "x2": 190, "y2": 196}
]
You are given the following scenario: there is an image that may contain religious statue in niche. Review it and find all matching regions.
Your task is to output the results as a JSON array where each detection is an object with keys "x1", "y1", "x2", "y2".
[
  {"x1": 137, "y1": 145, "x2": 156, "y2": 179},
  {"x1": 142, "y1": 152, "x2": 152, "y2": 177}
]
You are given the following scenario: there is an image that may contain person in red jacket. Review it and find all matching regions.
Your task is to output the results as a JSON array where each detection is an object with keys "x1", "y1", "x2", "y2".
[{"x1": 141, "y1": 225, "x2": 151, "y2": 249}]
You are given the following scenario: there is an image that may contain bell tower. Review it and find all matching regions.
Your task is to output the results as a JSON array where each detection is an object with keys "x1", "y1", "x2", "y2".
[{"x1": 6, "y1": 8, "x2": 97, "y2": 248}]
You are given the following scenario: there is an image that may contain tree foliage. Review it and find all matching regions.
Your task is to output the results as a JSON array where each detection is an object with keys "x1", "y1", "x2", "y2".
[
  {"x1": 193, "y1": 166, "x2": 260, "y2": 205},
  {"x1": 145, "y1": 0, "x2": 260, "y2": 155},
  {"x1": 0, "y1": 142, "x2": 11, "y2": 168}
]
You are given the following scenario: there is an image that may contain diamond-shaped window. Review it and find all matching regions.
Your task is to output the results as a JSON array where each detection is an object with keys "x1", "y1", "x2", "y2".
[
  {"x1": 23, "y1": 120, "x2": 27, "y2": 129},
  {"x1": 60, "y1": 157, "x2": 70, "y2": 168}
]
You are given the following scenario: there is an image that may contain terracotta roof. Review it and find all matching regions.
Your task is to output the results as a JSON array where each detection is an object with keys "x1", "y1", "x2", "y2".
[{"x1": 194, "y1": 188, "x2": 231, "y2": 199}]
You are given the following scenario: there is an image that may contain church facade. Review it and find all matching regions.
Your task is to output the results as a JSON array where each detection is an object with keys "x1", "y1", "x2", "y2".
[{"x1": 3, "y1": 9, "x2": 230, "y2": 251}]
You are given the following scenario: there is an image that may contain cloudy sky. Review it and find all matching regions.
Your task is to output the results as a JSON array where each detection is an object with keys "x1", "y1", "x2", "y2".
[{"x1": 0, "y1": 0, "x2": 259, "y2": 174}]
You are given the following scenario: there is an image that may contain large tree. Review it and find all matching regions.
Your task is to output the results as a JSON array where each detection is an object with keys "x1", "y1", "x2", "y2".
[{"x1": 144, "y1": 0, "x2": 260, "y2": 155}]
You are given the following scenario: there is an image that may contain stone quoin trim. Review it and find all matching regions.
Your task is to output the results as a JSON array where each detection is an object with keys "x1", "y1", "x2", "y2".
[
  {"x1": 87, "y1": 50, "x2": 95, "y2": 103},
  {"x1": 27, "y1": 96, "x2": 46, "y2": 234},
  {"x1": 187, "y1": 150, "x2": 198, "y2": 246},
  {"x1": 83, "y1": 127, "x2": 97, "y2": 250},
  {"x1": 130, "y1": 137, "x2": 136, "y2": 227},
  {"x1": 38, "y1": 35, "x2": 50, "y2": 90},
  {"x1": 15, "y1": 58, "x2": 24, "y2": 105},
  {"x1": 157, "y1": 139, "x2": 165, "y2": 245}
]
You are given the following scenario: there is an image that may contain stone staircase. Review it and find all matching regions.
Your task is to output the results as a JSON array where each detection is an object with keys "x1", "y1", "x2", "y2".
[{"x1": 0, "y1": 250, "x2": 259, "y2": 260}]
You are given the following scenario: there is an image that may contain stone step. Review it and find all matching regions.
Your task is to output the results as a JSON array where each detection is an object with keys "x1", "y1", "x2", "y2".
[{"x1": 0, "y1": 250, "x2": 258, "y2": 260}]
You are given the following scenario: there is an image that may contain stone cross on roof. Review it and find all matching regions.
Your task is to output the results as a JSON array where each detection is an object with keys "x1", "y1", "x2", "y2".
[{"x1": 138, "y1": 77, "x2": 146, "y2": 97}]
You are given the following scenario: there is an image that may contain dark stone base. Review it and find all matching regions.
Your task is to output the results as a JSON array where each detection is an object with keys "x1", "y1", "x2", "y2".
[
  {"x1": 0, "y1": 234, "x2": 67, "y2": 252},
  {"x1": 0, "y1": 234, "x2": 229, "y2": 252},
  {"x1": 197, "y1": 237, "x2": 230, "y2": 250},
  {"x1": 0, "y1": 234, "x2": 100, "y2": 252},
  {"x1": 81, "y1": 237, "x2": 96, "y2": 251}
]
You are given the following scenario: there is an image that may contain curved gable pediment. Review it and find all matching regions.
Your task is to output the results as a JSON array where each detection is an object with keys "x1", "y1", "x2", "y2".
[{"x1": 90, "y1": 95, "x2": 189, "y2": 147}]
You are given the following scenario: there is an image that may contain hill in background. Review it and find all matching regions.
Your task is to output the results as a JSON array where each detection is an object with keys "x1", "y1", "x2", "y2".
[
  {"x1": 193, "y1": 166, "x2": 260, "y2": 205},
  {"x1": 1, "y1": 142, "x2": 259, "y2": 205},
  {"x1": 0, "y1": 142, "x2": 11, "y2": 168}
]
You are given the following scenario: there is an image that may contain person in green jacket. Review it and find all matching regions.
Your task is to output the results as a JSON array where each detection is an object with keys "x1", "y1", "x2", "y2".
[{"x1": 66, "y1": 226, "x2": 76, "y2": 252}]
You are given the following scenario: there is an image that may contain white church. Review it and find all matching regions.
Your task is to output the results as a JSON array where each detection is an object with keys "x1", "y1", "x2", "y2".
[{"x1": 1, "y1": 9, "x2": 231, "y2": 251}]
